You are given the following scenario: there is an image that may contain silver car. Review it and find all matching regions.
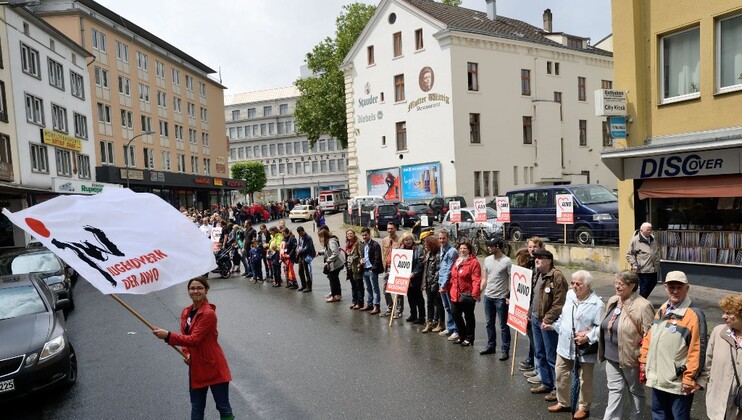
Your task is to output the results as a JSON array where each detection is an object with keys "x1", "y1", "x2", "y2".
[{"x1": 441, "y1": 207, "x2": 503, "y2": 237}]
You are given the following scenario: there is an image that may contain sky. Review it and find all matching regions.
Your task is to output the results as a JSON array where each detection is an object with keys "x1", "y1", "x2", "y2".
[{"x1": 95, "y1": 0, "x2": 612, "y2": 95}]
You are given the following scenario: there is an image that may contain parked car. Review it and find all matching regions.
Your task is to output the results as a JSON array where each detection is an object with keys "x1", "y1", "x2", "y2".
[
  {"x1": 0, "y1": 273, "x2": 77, "y2": 403},
  {"x1": 0, "y1": 248, "x2": 76, "y2": 313},
  {"x1": 503, "y1": 184, "x2": 619, "y2": 245},
  {"x1": 428, "y1": 196, "x2": 468, "y2": 221},
  {"x1": 398, "y1": 202, "x2": 434, "y2": 227},
  {"x1": 374, "y1": 203, "x2": 401, "y2": 230},
  {"x1": 289, "y1": 205, "x2": 316, "y2": 222},
  {"x1": 441, "y1": 207, "x2": 504, "y2": 238},
  {"x1": 318, "y1": 189, "x2": 350, "y2": 213},
  {"x1": 351, "y1": 195, "x2": 386, "y2": 207}
]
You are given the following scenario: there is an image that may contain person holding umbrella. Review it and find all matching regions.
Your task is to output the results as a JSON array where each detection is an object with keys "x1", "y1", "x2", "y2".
[{"x1": 544, "y1": 270, "x2": 604, "y2": 420}]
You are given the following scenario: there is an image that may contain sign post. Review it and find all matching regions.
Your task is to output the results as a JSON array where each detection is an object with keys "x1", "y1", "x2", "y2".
[
  {"x1": 507, "y1": 265, "x2": 533, "y2": 375},
  {"x1": 386, "y1": 249, "x2": 413, "y2": 327},
  {"x1": 556, "y1": 194, "x2": 574, "y2": 245},
  {"x1": 473, "y1": 198, "x2": 487, "y2": 222}
]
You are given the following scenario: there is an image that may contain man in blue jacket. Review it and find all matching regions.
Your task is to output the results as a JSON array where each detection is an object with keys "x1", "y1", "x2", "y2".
[{"x1": 436, "y1": 230, "x2": 459, "y2": 341}]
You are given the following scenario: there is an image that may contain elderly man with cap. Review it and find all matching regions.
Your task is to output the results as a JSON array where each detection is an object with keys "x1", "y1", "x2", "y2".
[
  {"x1": 530, "y1": 249, "x2": 569, "y2": 403},
  {"x1": 479, "y1": 238, "x2": 512, "y2": 360},
  {"x1": 639, "y1": 271, "x2": 707, "y2": 420}
]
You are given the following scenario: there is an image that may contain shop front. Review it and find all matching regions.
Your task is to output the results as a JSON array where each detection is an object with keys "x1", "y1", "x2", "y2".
[{"x1": 602, "y1": 133, "x2": 742, "y2": 290}]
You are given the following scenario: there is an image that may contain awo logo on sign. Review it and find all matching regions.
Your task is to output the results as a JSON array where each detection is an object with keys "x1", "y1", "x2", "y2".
[
  {"x1": 386, "y1": 249, "x2": 412, "y2": 295},
  {"x1": 495, "y1": 196, "x2": 510, "y2": 223},
  {"x1": 556, "y1": 194, "x2": 574, "y2": 224},
  {"x1": 507, "y1": 265, "x2": 533, "y2": 335}
]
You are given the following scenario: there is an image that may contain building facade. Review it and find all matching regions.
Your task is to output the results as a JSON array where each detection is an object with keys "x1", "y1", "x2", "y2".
[
  {"x1": 342, "y1": 0, "x2": 616, "y2": 204},
  {"x1": 30, "y1": 0, "x2": 244, "y2": 210},
  {"x1": 602, "y1": 0, "x2": 742, "y2": 289},
  {"x1": 226, "y1": 86, "x2": 349, "y2": 203}
]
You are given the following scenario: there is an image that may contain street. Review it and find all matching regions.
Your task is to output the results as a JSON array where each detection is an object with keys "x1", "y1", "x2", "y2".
[{"x1": 4, "y1": 214, "x2": 724, "y2": 419}]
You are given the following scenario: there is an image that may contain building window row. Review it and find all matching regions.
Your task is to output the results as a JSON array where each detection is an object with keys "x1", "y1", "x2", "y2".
[
  {"x1": 229, "y1": 138, "x2": 338, "y2": 160},
  {"x1": 227, "y1": 121, "x2": 295, "y2": 139}
]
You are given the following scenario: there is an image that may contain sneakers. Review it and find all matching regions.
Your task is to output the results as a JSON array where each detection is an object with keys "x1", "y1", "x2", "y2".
[
  {"x1": 431, "y1": 324, "x2": 444, "y2": 333},
  {"x1": 544, "y1": 391, "x2": 557, "y2": 402},
  {"x1": 447, "y1": 332, "x2": 460, "y2": 341},
  {"x1": 523, "y1": 371, "x2": 539, "y2": 378},
  {"x1": 527, "y1": 376, "x2": 542, "y2": 384},
  {"x1": 438, "y1": 329, "x2": 450, "y2": 336},
  {"x1": 530, "y1": 385, "x2": 550, "y2": 394}
]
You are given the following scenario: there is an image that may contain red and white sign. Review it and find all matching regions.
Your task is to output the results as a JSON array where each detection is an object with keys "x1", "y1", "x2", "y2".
[
  {"x1": 495, "y1": 196, "x2": 510, "y2": 223},
  {"x1": 507, "y1": 265, "x2": 533, "y2": 335},
  {"x1": 385, "y1": 248, "x2": 412, "y2": 295},
  {"x1": 556, "y1": 194, "x2": 574, "y2": 224},
  {"x1": 2, "y1": 188, "x2": 216, "y2": 295},
  {"x1": 449, "y1": 201, "x2": 461, "y2": 223},
  {"x1": 473, "y1": 198, "x2": 487, "y2": 222}
]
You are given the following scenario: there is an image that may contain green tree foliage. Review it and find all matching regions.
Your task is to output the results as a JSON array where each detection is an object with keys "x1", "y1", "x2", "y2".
[
  {"x1": 294, "y1": 2, "x2": 376, "y2": 149},
  {"x1": 441, "y1": 0, "x2": 462, "y2": 5},
  {"x1": 230, "y1": 161, "x2": 267, "y2": 203}
]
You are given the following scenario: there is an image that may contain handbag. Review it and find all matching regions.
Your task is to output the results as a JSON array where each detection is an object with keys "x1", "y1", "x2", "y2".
[
  {"x1": 730, "y1": 345, "x2": 742, "y2": 409},
  {"x1": 573, "y1": 303, "x2": 598, "y2": 356}
]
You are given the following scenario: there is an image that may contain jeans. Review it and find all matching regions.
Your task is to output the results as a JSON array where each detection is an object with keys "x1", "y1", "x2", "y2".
[
  {"x1": 189, "y1": 381, "x2": 233, "y2": 420},
  {"x1": 525, "y1": 320, "x2": 535, "y2": 364},
  {"x1": 604, "y1": 360, "x2": 644, "y2": 420},
  {"x1": 362, "y1": 269, "x2": 380, "y2": 306},
  {"x1": 638, "y1": 272, "x2": 658, "y2": 299},
  {"x1": 451, "y1": 298, "x2": 476, "y2": 342},
  {"x1": 532, "y1": 315, "x2": 558, "y2": 390},
  {"x1": 328, "y1": 267, "x2": 342, "y2": 296},
  {"x1": 348, "y1": 269, "x2": 364, "y2": 305},
  {"x1": 241, "y1": 252, "x2": 252, "y2": 276},
  {"x1": 425, "y1": 289, "x2": 443, "y2": 323},
  {"x1": 651, "y1": 388, "x2": 693, "y2": 420},
  {"x1": 483, "y1": 296, "x2": 511, "y2": 353},
  {"x1": 440, "y1": 290, "x2": 457, "y2": 333}
]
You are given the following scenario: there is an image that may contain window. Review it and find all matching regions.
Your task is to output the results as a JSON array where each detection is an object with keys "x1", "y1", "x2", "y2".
[
  {"x1": 339, "y1": 159, "x2": 346, "y2": 172},
  {"x1": 202, "y1": 133, "x2": 209, "y2": 146},
  {"x1": 554, "y1": 91, "x2": 563, "y2": 120},
  {"x1": 198, "y1": 81, "x2": 207, "y2": 98},
  {"x1": 161, "y1": 151, "x2": 171, "y2": 171},
  {"x1": 185, "y1": 75, "x2": 193, "y2": 91},
  {"x1": 268, "y1": 123, "x2": 275, "y2": 135},
  {"x1": 141, "y1": 116, "x2": 152, "y2": 133},
  {"x1": 555, "y1": 62, "x2": 560, "y2": 75},
  {"x1": 311, "y1": 161, "x2": 318, "y2": 173},
  {"x1": 304, "y1": 161, "x2": 310, "y2": 174},
  {"x1": 277, "y1": 122, "x2": 285, "y2": 135},
  {"x1": 91, "y1": 28, "x2": 106, "y2": 52},
  {"x1": 0, "y1": 81, "x2": 6, "y2": 122},
  {"x1": 547, "y1": 61, "x2": 552, "y2": 74},
  {"x1": 174, "y1": 125, "x2": 183, "y2": 141},
  {"x1": 269, "y1": 144, "x2": 276, "y2": 156},
  {"x1": 157, "y1": 91, "x2": 167, "y2": 108},
  {"x1": 73, "y1": 113, "x2": 87, "y2": 139},
  {"x1": 468, "y1": 62, "x2": 479, "y2": 91},
  {"x1": 396, "y1": 121, "x2": 407, "y2": 151},
  {"x1": 177, "y1": 154, "x2": 185, "y2": 173},
  {"x1": 25, "y1": 94, "x2": 44, "y2": 125},
  {"x1": 70, "y1": 71, "x2": 85, "y2": 99},
  {"x1": 261, "y1": 145, "x2": 268, "y2": 156},
  {"x1": 294, "y1": 142, "x2": 300, "y2": 154},
  {"x1": 51, "y1": 104, "x2": 67, "y2": 133},
  {"x1": 319, "y1": 139, "x2": 326, "y2": 152},
  {"x1": 483, "y1": 171, "x2": 490, "y2": 196},
  {"x1": 190, "y1": 156, "x2": 198, "y2": 174},
  {"x1": 232, "y1": 110, "x2": 240, "y2": 121},
  {"x1": 247, "y1": 108, "x2": 256, "y2": 118},
  {"x1": 116, "y1": 41, "x2": 128, "y2": 62},
  {"x1": 521, "y1": 69, "x2": 531, "y2": 95},
  {"x1": 75, "y1": 154, "x2": 90, "y2": 179},
  {"x1": 286, "y1": 121, "x2": 293, "y2": 133},
  {"x1": 492, "y1": 171, "x2": 500, "y2": 196},
  {"x1": 302, "y1": 141, "x2": 308, "y2": 153},
  {"x1": 469, "y1": 113, "x2": 481, "y2": 144},
  {"x1": 118, "y1": 76, "x2": 131, "y2": 96},
  {"x1": 394, "y1": 74, "x2": 405, "y2": 101},
  {"x1": 0, "y1": 135, "x2": 11, "y2": 170},
  {"x1": 188, "y1": 128, "x2": 197, "y2": 144},
  {"x1": 187, "y1": 103, "x2": 195, "y2": 117},
  {"x1": 393, "y1": 32, "x2": 402, "y2": 57},
  {"x1": 568, "y1": 37, "x2": 583, "y2": 49},
  {"x1": 201, "y1": 107, "x2": 208, "y2": 121},
  {"x1": 123, "y1": 143, "x2": 136, "y2": 168},
  {"x1": 100, "y1": 140, "x2": 114, "y2": 165},
  {"x1": 138, "y1": 84, "x2": 150, "y2": 102},
  {"x1": 94, "y1": 66, "x2": 109, "y2": 88},
  {"x1": 171, "y1": 68, "x2": 180, "y2": 85},
  {"x1": 578, "y1": 76, "x2": 587, "y2": 101},
  {"x1": 320, "y1": 160, "x2": 327, "y2": 173},
  {"x1": 136, "y1": 51, "x2": 148, "y2": 70},
  {"x1": 513, "y1": 166, "x2": 518, "y2": 185},
  {"x1": 260, "y1": 124, "x2": 266, "y2": 136},
  {"x1": 601, "y1": 80, "x2": 613, "y2": 89},
  {"x1": 719, "y1": 14, "x2": 742, "y2": 90},
  {"x1": 173, "y1": 97, "x2": 182, "y2": 113},
  {"x1": 203, "y1": 158, "x2": 210, "y2": 175},
  {"x1": 159, "y1": 120, "x2": 169, "y2": 137},
  {"x1": 328, "y1": 138, "x2": 336, "y2": 151},
  {"x1": 367, "y1": 45, "x2": 375, "y2": 65},
  {"x1": 30, "y1": 144, "x2": 48, "y2": 173},
  {"x1": 236, "y1": 127, "x2": 243, "y2": 138},
  {"x1": 522, "y1": 116, "x2": 532, "y2": 144},
  {"x1": 415, "y1": 28, "x2": 423, "y2": 50},
  {"x1": 20, "y1": 43, "x2": 40, "y2": 78},
  {"x1": 48, "y1": 58, "x2": 64, "y2": 90},
  {"x1": 279, "y1": 104, "x2": 288, "y2": 115},
  {"x1": 155, "y1": 60, "x2": 166, "y2": 78},
  {"x1": 228, "y1": 127, "x2": 235, "y2": 139},
  {"x1": 579, "y1": 120, "x2": 587, "y2": 146},
  {"x1": 602, "y1": 121, "x2": 612, "y2": 147},
  {"x1": 253, "y1": 125, "x2": 259, "y2": 137},
  {"x1": 55, "y1": 149, "x2": 72, "y2": 176},
  {"x1": 263, "y1": 106, "x2": 272, "y2": 117}
]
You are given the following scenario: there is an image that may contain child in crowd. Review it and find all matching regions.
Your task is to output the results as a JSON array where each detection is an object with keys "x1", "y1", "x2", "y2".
[
  {"x1": 268, "y1": 244, "x2": 282, "y2": 287},
  {"x1": 249, "y1": 239, "x2": 263, "y2": 283}
]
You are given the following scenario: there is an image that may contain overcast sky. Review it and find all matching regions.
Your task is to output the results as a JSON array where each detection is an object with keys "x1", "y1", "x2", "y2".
[{"x1": 96, "y1": 0, "x2": 611, "y2": 95}]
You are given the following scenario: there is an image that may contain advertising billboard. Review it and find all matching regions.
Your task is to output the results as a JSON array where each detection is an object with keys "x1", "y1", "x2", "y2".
[
  {"x1": 400, "y1": 162, "x2": 442, "y2": 201},
  {"x1": 367, "y1": 167, "x2": 401, "y2": 201}
]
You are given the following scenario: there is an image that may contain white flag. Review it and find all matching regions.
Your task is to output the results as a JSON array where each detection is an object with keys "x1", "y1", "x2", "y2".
[{"x1": 2, "y1": 188, "x2": 216, "y2": 295}]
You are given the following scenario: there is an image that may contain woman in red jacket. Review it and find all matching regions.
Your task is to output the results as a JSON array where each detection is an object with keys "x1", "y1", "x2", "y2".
[
  {"x1": 449, "y1": 241, "x2": 482, "y2": 347},
  {"x1": 153, "y1": 277, "x2": 234, "y2": 420}
]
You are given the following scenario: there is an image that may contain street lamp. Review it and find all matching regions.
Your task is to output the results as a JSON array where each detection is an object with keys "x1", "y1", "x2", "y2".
[{"x1": 125, "y1": 131, "x2": 154, "y2": 188}]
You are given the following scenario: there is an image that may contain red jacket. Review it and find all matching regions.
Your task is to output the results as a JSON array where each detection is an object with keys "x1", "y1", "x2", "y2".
[
  {"x1": 167, "y1": 301, "x2": 232, "y2": 389},
  {"x1": 448, "y1": 255, "x2": 482, "y2": 302}
]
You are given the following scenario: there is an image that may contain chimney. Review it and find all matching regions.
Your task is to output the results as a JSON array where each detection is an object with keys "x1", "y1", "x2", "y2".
[
  {"x1": 486, "y1": 0, "x2": 496, "y2": 20},
  {"x1": 543, "y1": 9, "x2": 553, "y2": 32}
]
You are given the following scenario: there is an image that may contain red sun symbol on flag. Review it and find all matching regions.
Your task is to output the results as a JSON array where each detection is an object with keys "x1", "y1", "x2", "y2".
[{"x1": 25, "y1": 217, "x2": 50, "y2": 238}]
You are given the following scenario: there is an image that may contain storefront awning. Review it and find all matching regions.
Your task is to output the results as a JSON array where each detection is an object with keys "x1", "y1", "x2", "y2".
[{"x1": 638, "y1": 174, "x2": 742, "y2": 199}]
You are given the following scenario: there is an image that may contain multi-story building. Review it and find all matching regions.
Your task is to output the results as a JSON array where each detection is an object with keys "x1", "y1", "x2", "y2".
[
  {"x1": 0, "y1": 5, "x2": 97, "y2": 247},
  {"x1": 226, "y1": 86, "x2": 349, "y2": 202},
  {"x1": 342, "y1": 0, "x2": 615, "y2": 204},
  {"x1": 30, "y1": 0, "x2": 244, "y2": 209},
  {"x1": 601, "y1": 0, "x2": 742, "y2": 289}
]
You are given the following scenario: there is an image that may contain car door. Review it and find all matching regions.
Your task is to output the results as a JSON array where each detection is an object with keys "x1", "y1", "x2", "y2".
[{"x1": 459, "y1": 209, "x2": 475, "y2": 233}]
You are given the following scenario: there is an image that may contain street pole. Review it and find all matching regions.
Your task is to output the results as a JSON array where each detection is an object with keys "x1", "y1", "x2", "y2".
[{"x1": 125, "y1": 131, "x2": 154, "y2": 189}]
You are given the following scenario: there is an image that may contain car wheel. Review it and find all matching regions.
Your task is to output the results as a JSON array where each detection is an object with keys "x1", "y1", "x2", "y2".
[
  {"x1": 290, "y1": 219, "x2": 296, "y2": 223},
  {"x1": 510, "y1": 226, "x2": 524, "y2": 242},
  {"x1": 65, "y1": 345, "x2": 78, "y2": 387},
  {"x1": 220, "y1": 265, "x2": 231, "y2": 279},
  {"x1": 575, "y1": 227, "x2": 594, "y2": 245}
]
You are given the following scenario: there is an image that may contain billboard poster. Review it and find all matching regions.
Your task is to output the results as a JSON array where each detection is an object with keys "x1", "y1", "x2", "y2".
[
  {"x1": 400, "y1": 162, "x2": 442, "y2": 201},
  {"x1": 367, "y1": 167, "x2": 400, "y2": 201}
]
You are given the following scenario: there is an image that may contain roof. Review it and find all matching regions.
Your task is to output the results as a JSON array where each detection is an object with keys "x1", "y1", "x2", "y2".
[
  {"x1": 224, "y1": 85, "x2": 300, "y2": 106},
  {"x1": 401, "y1": 0, "x2": 612, "y2": 57},
  {"x1": 11, "y1": 5, "x2": 93, "y2": 58}
]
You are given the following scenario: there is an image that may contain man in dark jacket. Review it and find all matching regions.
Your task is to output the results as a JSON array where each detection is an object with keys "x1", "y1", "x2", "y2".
[
  {"x1": 241, "y1": 221, "x2": 257, "y2": 278},
  {"x1": 282, "y1": 228, "x2": 298, "y2": 289},
  {"x1": 296, "y1": 226, "x2": 316, "y2": 292},
  {"x1": 359, "y1": 227, "x2": 384, "y2": 314}
]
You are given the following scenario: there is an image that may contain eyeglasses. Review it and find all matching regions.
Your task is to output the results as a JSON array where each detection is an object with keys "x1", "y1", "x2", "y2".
[
  {"x1": 188, "y1": 286, "x2": 205, "y2": 291},
  {"x1": 571, "y1": 282, "x2": 584, "y2": 286},
  {"x1": 723, "y1": 311, "x2": 737, "y2": 318}
]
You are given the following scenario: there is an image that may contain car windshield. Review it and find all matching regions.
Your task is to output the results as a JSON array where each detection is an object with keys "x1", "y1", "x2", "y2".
[
  {"x1": 485, "y1": 207, "x2": 497, "y2": 218},
  {"x1": 294, "y1": 205, "x2": 310, "y2": 211},
  {"x1": 2, "y1": 252, "x2": 63, "y2": 275},
  {"x1": 378, "y1": 206, "x2": 396, "y2": 215},
  {"x1": 0, "y1": 285, "x2": 47, "y2": 320},
  {"x1": 409, "y1": 204, "x2": 428, "y2": 211},
  {"x1": 571, "y1": 185, "x2": 618, "y2": 205}
]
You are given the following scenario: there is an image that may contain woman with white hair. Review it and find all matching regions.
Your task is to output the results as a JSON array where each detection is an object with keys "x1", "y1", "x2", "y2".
[{"x1": 545, "y1": 270, "x2": 605, "y2": 420}]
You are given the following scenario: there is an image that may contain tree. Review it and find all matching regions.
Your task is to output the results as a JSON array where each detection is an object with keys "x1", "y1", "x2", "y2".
[
  {"x1": 441, "y1": 0, "x2": 462, "y2": 5},
  {"x1": 231, "y1": 161, "x2": 267, "y2": 204},
  {"x1": 294, "y1": 2, "x2": 376, "y2": 149}
]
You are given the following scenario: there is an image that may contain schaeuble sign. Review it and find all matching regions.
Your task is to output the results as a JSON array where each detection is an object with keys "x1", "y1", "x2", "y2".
[{"x1": 624, "y1": 150, "x2": 740, "y2": 179}]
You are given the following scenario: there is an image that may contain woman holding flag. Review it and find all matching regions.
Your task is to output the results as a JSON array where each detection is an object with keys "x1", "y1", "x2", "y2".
[{"x1": 153, "y1": 277, "x2": 234, "y2": 420}]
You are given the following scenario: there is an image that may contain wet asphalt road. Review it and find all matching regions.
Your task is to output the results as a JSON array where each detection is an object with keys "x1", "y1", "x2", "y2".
[{"x1": 4, "y1": 215, "x2": 718, "y2": 419}]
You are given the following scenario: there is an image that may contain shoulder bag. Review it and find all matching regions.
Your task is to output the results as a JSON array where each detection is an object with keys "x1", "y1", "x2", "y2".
[
  {"x1": 573, "y1": 302, "x2": 598, "y2": 356},
  {"x1": 730, "y1": 344, "x2": 742, "y2": 409}
]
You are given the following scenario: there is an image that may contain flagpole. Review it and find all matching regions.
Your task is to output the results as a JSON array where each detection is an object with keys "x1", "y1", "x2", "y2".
[{"x1": 110, "y1": 294, "x2": 186, "y2": 359}]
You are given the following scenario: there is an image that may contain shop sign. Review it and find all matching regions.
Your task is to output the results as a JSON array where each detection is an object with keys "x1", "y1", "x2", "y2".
[
  {"x1": 149, "y1": 172, "x2": 166, "y2": 182},
  {"x1": 594, "y1": 89, "x2": 627, "y2": 117},
  {"x1": 194, "y1": 177, "x2": 211, "y2": 185},
  {"x1": 119, "y1": 169, "x2": 144, "y2": 180},
  {"x1": 225, "y1": 180, "x2": 244, "y2": 188},
  {"x1": 407, "y1": 92, "x2": 450, "y2": 112},
  {"x1": 41, "y1": 129, "x2": 82, "y2": 152},
  {"x1": 52, "y1": 178, "x2": 121, "y2": 195},
  {"x1": 610, "y1": 116, "x2": 626, "y2": 139},
  {"x1": 624, "y1": 150, "x2": 740, "y2": 179},
  {"x1": 0, "y1": 161, "x2": 13, "y2": 181},
  {"x1": 214, "y1": 178, "x2": 223, "y2": 186}
]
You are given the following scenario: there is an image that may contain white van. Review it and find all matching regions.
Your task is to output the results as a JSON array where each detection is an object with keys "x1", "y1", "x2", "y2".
[
  {"x1": 351, "y1": 195, "x2": 386, "y2": 207},
  {"x1": 319, "y1": 189, "x2": 350, "y2": 213}
]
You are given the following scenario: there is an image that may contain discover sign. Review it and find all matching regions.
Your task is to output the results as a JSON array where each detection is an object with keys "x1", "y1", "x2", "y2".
[{"x1": 623, "y1": 150, "x2": 740, "y2": 179}]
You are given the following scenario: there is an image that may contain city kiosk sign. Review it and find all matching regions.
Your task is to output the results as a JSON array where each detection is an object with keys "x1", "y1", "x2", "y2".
[
  {"x1": 594, "y1": 89, "x2": 627, "y2": 117},
  {"x1": 624, "y1": 150, "x2": 741, "y2": 179}
]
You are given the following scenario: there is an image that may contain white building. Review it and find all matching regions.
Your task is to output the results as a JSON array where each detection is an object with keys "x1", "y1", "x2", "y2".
[
  {"x1": 225, "y1": 86, "x2": 349, "y2": 202},
  {"x1": 342, "y1": 0, "x2": 616, "y2": 203}
]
